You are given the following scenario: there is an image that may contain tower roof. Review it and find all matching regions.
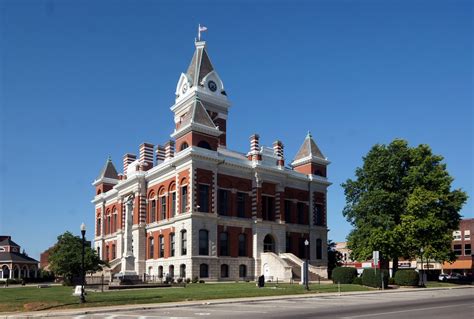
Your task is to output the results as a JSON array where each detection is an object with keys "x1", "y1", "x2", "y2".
[
  {"x1": 181, "y1": 98, "x2": 218, "y2": 129},
  {"x1": 186, "y1": 41, "x2": 215, "y2": 87},
  {"x1": 293, "y1": 132, "x2": 326, "y2": 162},
  {"x1": 96, "y1": 157, "x2": 119, "y2": 180}
]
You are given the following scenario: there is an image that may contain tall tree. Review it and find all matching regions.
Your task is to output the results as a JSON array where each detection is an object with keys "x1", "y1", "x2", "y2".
[
  {"x1": 49, "y1": 231, "x2": 107, "y2": 284},
  {"x1": 342, "y1": 139, "x2": 467, "y2": 274}
]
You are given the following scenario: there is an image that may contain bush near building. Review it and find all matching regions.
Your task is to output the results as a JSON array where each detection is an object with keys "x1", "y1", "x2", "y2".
[
  {"x1": 332, "y1": 267, "x2": 358, "y2": 284},
  {"x1": 361, "y1": 268, "x2": 389, "y2": 288},
  {"x1": 394, "y1": 270, "x2": 419, "y2": 286},
  {"x1": 352, "y1": 276, "x2": 362, "y2": 285}
]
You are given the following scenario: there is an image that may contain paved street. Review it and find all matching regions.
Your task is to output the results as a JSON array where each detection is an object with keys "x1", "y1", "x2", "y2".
[{"x1": 12, "y1": 287, "x2": 471, "y2": 319}]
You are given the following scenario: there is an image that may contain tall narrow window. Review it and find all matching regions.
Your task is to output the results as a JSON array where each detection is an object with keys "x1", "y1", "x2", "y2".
[
  {"x1": 316, "y1": 239, "x2": 322, "y2": 259},
  {"x1": 149, "y1": 237, "x2": 154, "y2": 259},
  {"x1": 219, "y1": 232, "x2": 229, "y2": 256},
  {"x1": 97, "y1": 218, "x2": 101, "y2": 236},
  {"x1": 112, "y1": 244, "x2": 116, "y2": 259},
  {"x1": 150, "y1": 200, "x2": 156, "y2": 222},
  {"x1": 221, "y1": 264, "x2": 229, "y2": 278},
  {"x1": 158, "y1": 266, "x2": 163, "y2": 278},
  {"x1": 113, "y1": 213, "x2": 117, "y2": 232},
  {"x1": 262, "y1": 196, "x2": 275, "y2": 221},
  {"x1": 315, "y1": 204, "x2": 324, "y2": 226},
  {"x1": 181, "y1": 230, "x2": 187, "y2": 255},
  {"x1": 464, "y1": 244, "x2": 471, "y2": 256},
  {"x1": 181, "y1": 186, "x2": 188, "y2": 213},
  {"x1": 218, "y1": 189, "x2": 229, "y2": 215},
  {"x1": 107, "y1": 215, "x2": 111, "y2": 234},
  {"x1": 284, "y1": 200, "x2": 291, "y2": 223},
  {"x1": 238, "y1": 233, "x2": 247, "y2": 257},
  {"x1": 170, "y1": 233, "x2": 175, "y2": 257},
  {"x1": 199, "y1": 229, "x2": 209, "y2": 255},
  {"x1": 239, "y1": 264, "x2": 247, "y2": 278},
  {"x1": 105, "y1": 246, "x2": 109, "y2": 261},
  {"x1": 159, "y1": 235, "x2": 164, "y2": 258},
  {"x1": 237, "y1": 192, "x2": 246, "y2": 218},
  {"x1": 169, "y1": 265, "x2": 174, "y2": 278},
  {"x1": 171, "y1": 193, "x2": 176, "y2": 217},
  {"x1": 297, "y1": 203, "x2": 305, "y2": 224},
  {"x1": 198, "y1": 185, "x2": 209, "y2": 212},
  {"x1": 160, "y1": 196, "x2": 167, "y2": 220},
  {"x1": 179, "y1": 264, "x2": 186, "y2": 278}
]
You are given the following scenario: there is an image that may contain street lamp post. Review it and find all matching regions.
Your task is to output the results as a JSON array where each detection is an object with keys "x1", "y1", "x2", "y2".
[
  {"x1": 80, "y1": 223, "x2": 86, "y2": 303},
  {"x1": 420, "y1": 247, "x2": 424, "y2": 287},
  {"x1": 304, "y1": 239, "x2": 309, "y2": 291}
]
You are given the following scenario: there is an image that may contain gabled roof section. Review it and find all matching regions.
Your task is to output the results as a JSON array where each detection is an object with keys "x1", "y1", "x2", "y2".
[
  {"x1": 181, "y1": 99, "x2": 217, "y2": 129},
  {"x1": 293, "y1": 132, "x2": 326, "y2": 162},
  {"x1": 0, "y1": 252, "x2": 39, "y2": 263},
  {"x1": 96, "y1": 157, "x2": 119, "y2": 181},
  {"x1": 186, "y1": 41, "x2": 215, "y2": 87},
  {"x1": 0, "y1": 237, "x2": 20, "y2": 247}
]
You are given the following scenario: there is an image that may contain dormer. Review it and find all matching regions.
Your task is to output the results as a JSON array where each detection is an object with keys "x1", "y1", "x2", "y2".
[
  {"x1": 291, "y1": 132, "x2": 330, "y2": 177},
  {"x1": 93, "y1": 157, "x2": 119, "y2": 195}
]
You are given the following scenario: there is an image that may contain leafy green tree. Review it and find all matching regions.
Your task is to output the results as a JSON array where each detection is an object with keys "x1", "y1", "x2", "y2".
[
  {"x1": 48, "y1": 231, "x2": 107, "y2": 284},
  {"x1": 342, "y1": 139, "x2": 467, "y2": 274}
]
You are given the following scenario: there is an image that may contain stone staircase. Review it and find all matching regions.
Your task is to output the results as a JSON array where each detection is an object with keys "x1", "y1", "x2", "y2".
[{"x1": 280, "y1": 253, "x2": 327, "y2": 281}]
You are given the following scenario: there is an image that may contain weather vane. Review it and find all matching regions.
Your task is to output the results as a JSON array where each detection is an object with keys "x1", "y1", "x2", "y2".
[{"x1": 198, "y1": 24, "x2": 208, "y2": 41}]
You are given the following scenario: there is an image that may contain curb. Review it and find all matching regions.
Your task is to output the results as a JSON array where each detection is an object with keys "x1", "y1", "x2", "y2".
[{"x1": 2, "y1": 285, "x2": 472, "y2": 318}]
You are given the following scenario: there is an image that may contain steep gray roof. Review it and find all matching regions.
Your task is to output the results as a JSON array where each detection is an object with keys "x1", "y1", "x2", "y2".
[
  {"x1": 293, "y1": 132, "x2": 325, "y2": 161},
  {"x1": 181, "y1": 99, "x2": 217, "y2": 129},
  {"x1": 0, "y1": 237, "x2": 19, "y2": 247},
  {"x1": 96, "y1": 157, "x2": 119, "y2": 180},
  {"x1": 186, "y1": 43, "x2": 214, "y2": 86},
  {"x1": 0, "y1": 252, "x2": 39, "y2": 264}
]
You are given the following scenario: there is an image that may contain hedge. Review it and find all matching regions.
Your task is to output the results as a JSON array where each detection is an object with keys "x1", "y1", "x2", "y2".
[
  {"x1": 332, "y1": 267, "x2": 358, "y2": 284},
  {"x1": 394, "y1": 269, "x2": 419, "y2": 286},
  {"x1": 352, "y1": 276, "x2": 363, "y2": 285},
  {"x1": 361, "y1": 268, "x2": 389, "y2": 288}
]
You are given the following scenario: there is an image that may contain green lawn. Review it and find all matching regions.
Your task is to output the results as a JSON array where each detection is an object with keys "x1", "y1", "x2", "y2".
[
  {"x1": 0, "y1": 282, "x2": 369, "y2": 313},
  {"x1": 424, "y1": 281, "x2": 464, "y2": 288}
]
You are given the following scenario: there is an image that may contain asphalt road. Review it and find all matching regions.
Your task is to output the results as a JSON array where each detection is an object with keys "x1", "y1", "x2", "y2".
[{"x1": 12, "y1": 287, "x2": 474, "y2": 319}]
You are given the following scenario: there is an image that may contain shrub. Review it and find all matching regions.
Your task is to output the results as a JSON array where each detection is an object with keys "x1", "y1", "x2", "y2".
[
  {"x1": 352, "y1": 276, "x2": 362, "y2": 285},
  {"x1": 192, "y1": 276, "x2": 199, "y2": 283},
  {"x1": 186, "y1": 278, "x2": 191, "y2": 284},
  {"x1": 394, "y1": 270, "x2": 419, "y2": 286},
  {"x1": 361, "y1": 268, "x2": 389, "y2": 288},
  {"x1": 388, "y1": 277, "x2": 395, "y2": 285},
  {"x1": 176, "y1": 277, "x2": 183, "y2": 283},
  {"x1": 199, "y1": 280, "x2": 205, "y2": 283},
  {"x1": 332, "y1": 267, "x2": 358, "y2": 284}
]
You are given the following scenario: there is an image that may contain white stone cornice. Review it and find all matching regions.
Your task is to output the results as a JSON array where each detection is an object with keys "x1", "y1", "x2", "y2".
[{"x1": 291, "y1": 155, "x2": 331, "y2": 167}]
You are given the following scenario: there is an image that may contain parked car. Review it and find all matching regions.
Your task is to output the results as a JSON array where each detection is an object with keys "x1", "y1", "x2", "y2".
[{"x1": 438, "y1": 273, "x2": 462, "y2": 281}]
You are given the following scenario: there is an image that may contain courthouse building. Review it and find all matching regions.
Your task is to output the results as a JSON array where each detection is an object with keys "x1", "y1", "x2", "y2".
[{"x1": 92, "y1": 37, "x2": 331, "y2": 281}]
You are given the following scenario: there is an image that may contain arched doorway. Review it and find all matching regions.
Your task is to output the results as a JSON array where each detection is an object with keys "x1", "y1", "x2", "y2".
[
  {"x1": 263, "y1": 234, "x2": 275, "y2": 253},
  {"x1": 1, "y1": 265, "x2": 9, "y2": 279},
  {"x1": 13, "y1": 266, "x2": 20, "y2": 278},
  {"x1": 21, "y1": 266, "x2": 28, "y2": 278}
]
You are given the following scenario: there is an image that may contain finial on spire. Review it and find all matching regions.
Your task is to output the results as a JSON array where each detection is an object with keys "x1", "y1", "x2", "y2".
[
  {"x1": 306, "y1": 131, "x2": 312, "y2": 138},
  {"x1": 198, "y1": 24, "x2": 208, "y2": 41}
]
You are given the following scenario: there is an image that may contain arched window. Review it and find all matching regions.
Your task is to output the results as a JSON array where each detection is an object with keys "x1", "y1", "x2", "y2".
[
  {"x1": 150, "y1": 199, "x2": 157, "y2": 223},
  {"x1": 158, "y1": 266, "x2": 163, "y2": 278},
  {"x1": 238, "y1": 233, "x2": 247, "y2": 256},
  {"x1": 21, "y1": 266, "x2": 28, "y2": 278},
  {"x1": 219, "y1": 232, "x2": 229, "y2": 256},
  {"x1": 197, "y1": 140, "x2": 212, "y2": 150},
  {"x1": 316, "y1": 238, "x2": 322, "y2": 259},
  {"x1": 149, "y1": 236, "x2": 154, "y2": 259},
  {"x1": 112, "y1": 209, "x2": 118, "y2": 233},
  {"x1": 200, "y1": 263, "x2": 209, "y2": 278},
  {"x1": 263, "y1": 234, "x2": 275, "y2": 253},
  {"x1": 169, "y1": 265, "x2": 174, "y2": 278},
  {"x1": 199, "y1": 229, "x2": 209, "y2": 255},
  {"x1": 181, "y1": 230, "x2": 187, "y2": 255},
  {"x1": 180, "y1": 264, "x2": 186, "y2": 278},
  {"x1": 239, "y1": 264, "x2": 247, "y2": 278},
  {"x1": 180, "y1": 142, "x2": 189, "y2": 151},
  {"x1": 221, "y1": 264, "x2": 229, "y2": 278}
]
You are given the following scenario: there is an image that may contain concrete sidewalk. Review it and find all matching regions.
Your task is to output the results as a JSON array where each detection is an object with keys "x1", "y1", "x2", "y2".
[{"x1": 2, "y1": 285, "x2": 472, "y2": 318}]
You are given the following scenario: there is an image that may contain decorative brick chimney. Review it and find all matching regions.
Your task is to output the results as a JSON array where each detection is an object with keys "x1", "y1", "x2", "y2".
[
  {"x1": 123, "y1": 153, "x2": 137, "y2": 176},
  {"x1": 155, "y1": 145, "x2": 166, "y2": 164},
  {"x1": 139, "y1": 142, "x2": 154, "y2": 171},
  {"x1": 165, "y1": 140, "x2": 175, "y2": 160},
  {"x1": 273, "y1": 140, "x2": 284, "y2": 167},
  {"x1": 248, "y1": 134, "x2": 262, "y2": 161}
]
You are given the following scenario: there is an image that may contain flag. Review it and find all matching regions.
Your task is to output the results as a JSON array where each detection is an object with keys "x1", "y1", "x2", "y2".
[{"x1": 199, "y1": 25, "x2": 208, "y2": 32}]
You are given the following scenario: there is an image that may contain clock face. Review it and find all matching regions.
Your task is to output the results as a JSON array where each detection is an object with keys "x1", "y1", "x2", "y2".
[
  {"x1": 182, "y1": 83, "x2": 188, "y2": 94},
  {"x1": 208, "y1": 80, "x2": 217, "y2": 92}
]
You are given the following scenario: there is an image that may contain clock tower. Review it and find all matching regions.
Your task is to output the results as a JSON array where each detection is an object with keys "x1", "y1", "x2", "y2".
[{"x1": 171, "y1": 39, "x2": 231, "y2": 151}]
